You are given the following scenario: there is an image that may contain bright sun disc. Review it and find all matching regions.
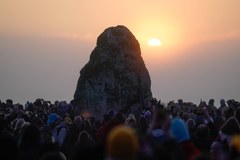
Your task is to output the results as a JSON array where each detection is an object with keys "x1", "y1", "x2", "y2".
[{"x1": 148, "y1": 38, "x2": 161, "y2": 46}]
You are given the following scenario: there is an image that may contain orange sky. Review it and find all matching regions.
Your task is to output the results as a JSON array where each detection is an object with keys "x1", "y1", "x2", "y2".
[
  {"x1": 0, "y1": 0, "x2": 240, "y2": 104},
  {"x1": 1, "y1": 1, "x2": 239, "y2": 43}
]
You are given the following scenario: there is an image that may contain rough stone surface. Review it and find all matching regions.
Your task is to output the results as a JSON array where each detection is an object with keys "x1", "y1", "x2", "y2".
[{"x1": 74, "y1": 25, "x2": 152, "y2": 119}]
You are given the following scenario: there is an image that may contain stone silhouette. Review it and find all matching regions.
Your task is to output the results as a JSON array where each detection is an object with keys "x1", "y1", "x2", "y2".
[{"x1": 74, "y1": 25, "x2": 152, "y2": 119}]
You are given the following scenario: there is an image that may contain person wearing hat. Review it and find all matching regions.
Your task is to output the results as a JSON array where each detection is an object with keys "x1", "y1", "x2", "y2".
[
  {"x1": 106, "y1": 126, "x2": 139, "y2": 160},
  {"x1": 47, "y1": 113, "x2": 67, "y2": 150},
  {"x1": 170, "y1": 118, "x2": 200, "y2": 160},
  {"x1": 212, "y1": 117, "x2": 240, "y2": 159},
  {"x1": 219, "y1": 117, "x2": 240, "y2": 144}
]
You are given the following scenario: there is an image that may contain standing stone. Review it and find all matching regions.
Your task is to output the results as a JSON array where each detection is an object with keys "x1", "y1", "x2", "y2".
[{"x1": 74, "y1": 25, "x2": 152, "y2": 119}]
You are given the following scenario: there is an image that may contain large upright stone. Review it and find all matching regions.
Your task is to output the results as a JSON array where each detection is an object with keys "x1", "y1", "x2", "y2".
[{"x1": 74, "y1": 25, "x2": 152, "y2": 119}]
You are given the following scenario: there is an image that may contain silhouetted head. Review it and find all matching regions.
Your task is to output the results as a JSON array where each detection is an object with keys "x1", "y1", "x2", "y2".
[
  {"x1": 39, "y1": 151, "x2": 66, "y2": 160},
  {"x1": 154, "y1": 108, "x2": 169, "y2": 131},
  {"x1": 47, "y1": 113, "x2": 61, "y2": 127},
  {"x1": 77, "y1": 130, "x2": 93, "y2": 146},
  {"x1": 125, "y1": 114, "x2": 137, "y2": 128},
  {"x1": 186, "y1": 118, "x2": 196, "y2": 130},
  {"x1": 178, "y1": 99, "x2": 183, "y2": 106},
  {"x1": 73, "y1": 115, "x2": 82, "y2": 128},
  {"x1": 210, "y1": 141, "x2": 224, "y2": 160},
  {"x1": 19, "y1": 125, "x2": 41, "y2": 150},
  {"x1": 220, "y1": 99, "x2": 226, "y2": 107},
  {"x1": 196, "y1": 124, "x2": 209, "y2": 138},
  {"x1": 208, "y1": 99, "x2": 215, "y2": 106},
  {"x1": 220, "y1": 117, "x2": 240, "y2": 136},
  {"x1": 106, "y1": 126, "x2": 139, "y2": 160},
  {"x1": 227, "y1": 99, "x2": 234, "y2": 107},
  {"x1": 113, "y1": 112, "x2": 125, "y2": 124}
]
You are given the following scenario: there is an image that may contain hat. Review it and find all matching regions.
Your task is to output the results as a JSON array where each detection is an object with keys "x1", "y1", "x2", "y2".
[
  {"x1": 220, "y1": 117, "x2": 240, "y2": 136},
  {"x1": 107, "y1": 126, "x2": 138, "y2": 160},
  {"x1": 231, "y1": 135, "x2": 240, "y2": 152},
  {"x1": 47, "y1": 113, "x2": 60, "y2": 125},
  {"x1": 170, "y1": 118, "x2": 190, "y2": 143}
]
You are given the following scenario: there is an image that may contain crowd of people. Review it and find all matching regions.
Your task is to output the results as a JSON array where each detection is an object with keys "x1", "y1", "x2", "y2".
[{"x1": 1, "y1": 98, "x2": 240, "y2": 160}]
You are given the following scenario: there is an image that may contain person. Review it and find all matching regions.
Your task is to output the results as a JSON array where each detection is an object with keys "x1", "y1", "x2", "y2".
[
  {"x1": 148, "y1": 104, "x2": 171, "y2": 144},
  {"x1": 194, "y1": 124, "x2": 212, "y2": 153},
  {"x1": 66, "y1": 115, "x2": 83, "y2": 146},
  {"x1": 170, "y1": 118, "x2": 200, "y2": 160},
  {"x1": 106, "y1": 126, "x2": 139, "y2": 160},
  {"x1": 18, "y1": 125, "x2": 41, "y2": 160},
  {"x1": 234, "y1": 107, "x2": 240, "y2": 125},
  {"x1": 96, "y1": 112, "x2": 125, "y2": 144},
  {"x1": 229, "y1": 135, "x2": 240, "y2": 159},
  {"x1": 210, "y1": 141, "x2": 227, "y2": 160},
  {"x1": 39, "y1": 151, "x2": 66, "y2": 160},
  {"x1": 219, "y1": 99, "x2": 227, "y2": 112},
  {"x1": 47, "y1": 113, "x2": 67, "y2": 150},
  {"x1": 147, "y1": 104, "x2": 182, "y2": 160},
  {"x1": 219, "y1": 117, "x2": 240, "y2": 145},
  {"x1": 125, "y1": 114, "x2": 137, "y2": 128},
  {"x1": 214, "y1": 109, "x2": 225, "y2": 130},
  {"x1": 208, "y1": 99, "x2": 217, "y2": 114},
  {"x1": 186, "y1": 118, "x2": 196, "y2": 140}
]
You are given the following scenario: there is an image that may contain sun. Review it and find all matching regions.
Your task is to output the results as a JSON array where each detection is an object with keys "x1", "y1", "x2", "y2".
[{"x1": 148, "y1": 38, "x2": 161, "y2": 46}]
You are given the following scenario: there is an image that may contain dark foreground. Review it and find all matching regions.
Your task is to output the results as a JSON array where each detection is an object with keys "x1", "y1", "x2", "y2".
[{"x1": 1, "y1": 98, "x2": 240, "y2": 160}]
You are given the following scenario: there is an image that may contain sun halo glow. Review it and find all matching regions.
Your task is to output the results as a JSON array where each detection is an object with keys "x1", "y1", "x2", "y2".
[{"x1": 148, "y1": 38, "x2": 161, "y2": 46}]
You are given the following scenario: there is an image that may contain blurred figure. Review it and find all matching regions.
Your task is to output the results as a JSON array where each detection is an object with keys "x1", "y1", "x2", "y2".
[
  {"x1": 186, "y1": 118, "x2": 196, "y2": 140},
  {"x1": 147, "y1": 104, "x2": 182, "y2": 160},
  {"x1": 39, "y1": 151, "x2": 66, "y2": 160},
  {"x1": 210, "y1": 141, "x2": 227, "y2": 160},
  {"x1": 47, "y1": 113, "x2": 67, "y2": 150},
  {"x1": 137, "y1": 115, "x2": 149, "y2": 136},
  {"x1": 182, "y1": 112, "x2": 189, "y2": 122},
  {"x1": 125, "y1": 114, "x2": 137, "y2": 128},
  {"x1": 67, "y1": 115, "x2": 83, "y2": 145},
  {"x1": 96, "y1": 112, "x2": 125, "y2": 144},
  {"x1": 234, "y1": 107, "x2": 240, "y2": 125},
  {"x1": 148, "y1": 106, "x2": 171, "y2": 144},
  {"x1": 106, "y1": 126, "x2": 139, "y2": 160},
  {"x1": 194, "y1": 124, "x2": 212, "y2": 153},
  {"x1": 170, "y1": 118, "x2": 200, "y2": 160},
  {"x1": 214, "y1": 109, "x2": 225, "y2": 130},
  {"x1": 77, "y1": 130, "x2": 93, "y2": 146},
  {"x1": 208, "y1": 99, "x2": 217, "y2": 114},
  {"x1": 219, "y1": 117, "x2": 240, "y2": 145},
  {"x1": 220, "y1": 99, "x2": 227, "y2": 109},
  {"x1": 229, "y1": 135, "x2": 240, "y2": 159},
  {"x1": 18, "y1": 125, "x2": 41, "y2": 160}
]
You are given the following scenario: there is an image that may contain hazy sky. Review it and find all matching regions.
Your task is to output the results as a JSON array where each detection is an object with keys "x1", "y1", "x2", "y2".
[{"x1": 1, "y1": 0, "x2": 240, "y2": 105}]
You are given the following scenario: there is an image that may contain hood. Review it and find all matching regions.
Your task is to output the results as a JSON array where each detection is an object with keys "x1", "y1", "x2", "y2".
[{"x1": 170, "y1": 118, "x2": 190, "y2": 143}]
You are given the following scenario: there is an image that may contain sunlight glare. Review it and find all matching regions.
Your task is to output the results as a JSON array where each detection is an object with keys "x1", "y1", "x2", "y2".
[{"x1": 148, "y1": 38, "x2": 161, "y2": 46}]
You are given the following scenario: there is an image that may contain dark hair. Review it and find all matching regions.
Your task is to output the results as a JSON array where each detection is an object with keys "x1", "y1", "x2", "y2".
[
  {"x1": 39, "y1": 151, "x2": 66, "y2": 160},
  {"x1": 114, "y1": 112, "x2": 125, "y2": 124}
]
